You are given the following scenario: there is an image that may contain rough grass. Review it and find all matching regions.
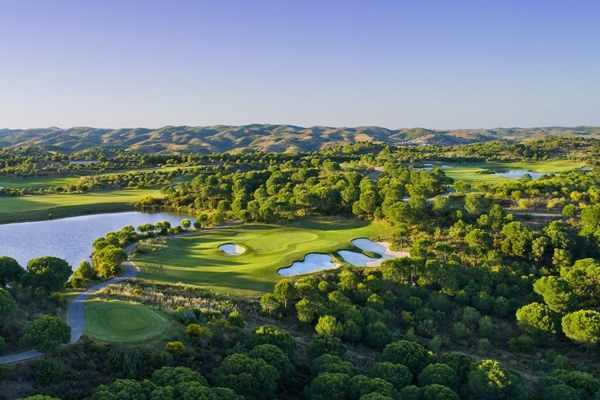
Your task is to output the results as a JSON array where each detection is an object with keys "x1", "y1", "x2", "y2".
[
  {"x1": 135, "y1": 217, "x2": 389, "y2": 297},
  {"x1": 0, "y1": 189, "x2": 162, "y2": 224},
  {"x1": 444, "y1": 160, "x2": 587, "y2": 182},
  {"x1": 84, "y1": 299, "x2": 172, "y2": 343}
]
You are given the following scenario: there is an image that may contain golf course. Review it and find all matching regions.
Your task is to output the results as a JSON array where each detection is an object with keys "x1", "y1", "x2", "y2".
[
  {"x1": 134, "y1": 217, "x2": 390, "y2": 296},
  {"x1": 84, "y1": 300, "x2": 172, "y2": 343},
  {"x1": 0, "y1": 188, "x2": 162, "y2": 224},
  {"x1": 0, "y1": 175, "x2": 81, "y2": 189},
  {"x1": 443, "y1": 160, "x2": 587, "y2": 182}
]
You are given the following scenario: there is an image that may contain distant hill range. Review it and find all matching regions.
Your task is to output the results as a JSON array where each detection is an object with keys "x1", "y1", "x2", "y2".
[{"x1": 0, "y1": 125, "x2": 599, "y2": 154}]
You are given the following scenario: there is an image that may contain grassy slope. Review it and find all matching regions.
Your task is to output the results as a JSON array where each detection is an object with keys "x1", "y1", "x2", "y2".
[
  {"x1": 444, "y1": 160, "x2": 586, "y2": 182},
  {"x1": 0, "y1": 188, "x2": 162, "y2": 224},
  {"x1": 135, "y1": 217, "x2": 389, "y2": 297},
  {"x1": 85, "y1": 299, "x2": 172, "y2": 343},
  {"x1": 0, "y1": 175, "x2": 81, "y2": 189},
  {"x1": 0, "y1": 165, "x2": 196, "y2": 189}
]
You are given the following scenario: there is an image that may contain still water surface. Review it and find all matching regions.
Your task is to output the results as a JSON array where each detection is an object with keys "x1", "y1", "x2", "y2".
[
  {"x1": 494, "y1": 169, "x2": 544, "y2": 179},
  {"x1": 0, "y1": 212, "x2": 192, "y2": 268}
]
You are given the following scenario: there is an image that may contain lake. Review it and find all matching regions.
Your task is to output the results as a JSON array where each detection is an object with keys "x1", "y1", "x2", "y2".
[
  {"x1": 494, "y1": 169, "x2": 545, "y2": 179},
  {"x1": 0, "y1": 211, "x2": 193, "y2": 268}
]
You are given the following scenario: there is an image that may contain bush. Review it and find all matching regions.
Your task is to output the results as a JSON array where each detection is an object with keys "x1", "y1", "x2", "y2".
[
  {"x1": 186, "y1": 323, "x2": 210, "y2": 338},
  {"x1": 312, "y1": 354, "x2": 357, "y2": 377},
  {"x1": 34, "y1": 358, "x2": 63, "y2": 386},
  {"x1": 250, "y1": 325, "x2": 295, "y2": 357},
  {"x1": 451, "y1": 322, "x2": 470, "y2": 340},
  {"x1": 309, "y1": 334, "x2": 347, "y2": 359},
  {"x1": 315, "y1": 315, "x2": 343, "y2": 337},
  {"x1": 369, "y1": 361, "x2": 412, "y2": 390},
  {"x1": 380, "y1": 340, "x2": 429, "y2": 374},
  {"x1": 152, "y1": 366, "x2": 207, "y2": 386},
  {"x1": 107, "y1": 345, "x2": 145, "y2": 379},
  {"x1": 213, "y1": 353, "x2": 279, "y2": 400},
  {"x1": 421, "y1": 384, "x2": 459, "y2": 400},
  {"x1": 348, "y1": 375, "x2": 395, "y2": 400},
  {"x1": 477, "y1": 338, "x2": 492, "y2": 352},
  {"x1": 165, "y1": 341, "x2": 186, "y2": 354},
  {"x1": 149, "y1": 350, "x2": 174, "y2": 369},
  {"x1": 508, "y1": 335, "x2": 536, "y2": 353},
  {"x1": 306, "y1": 372, "x2": 352, "y2": 400},
  {"x1": 418, "y1": 363, "x2": 459, "y2": 391},
  {"x1": 20, "y1": 316, "x2": 71, "y2": 352},
  {"x1": 468, "y1": 360, "x2": 527, "y2": 400},
  {"x1": 248, "y1": 344, "x2": 295, "y2": 378}
]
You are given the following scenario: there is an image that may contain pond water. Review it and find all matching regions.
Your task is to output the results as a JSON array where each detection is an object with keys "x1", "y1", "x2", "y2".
[
  {"x1": 0, "y1": 211, "x2": 193, "y2": 268},
  {"x1": 493, "y1": 169, "x2": 544, "y2": 179},
  {"x1": 416, "y1": 163, "x2": 453, "y2": 171},
  {"x1": 278, "y1": 253, "x2": 339, "y2": 276}
]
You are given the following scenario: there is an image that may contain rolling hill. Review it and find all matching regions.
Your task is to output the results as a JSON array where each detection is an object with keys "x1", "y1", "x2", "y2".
[{"x1": 0, "y1": 125, "x2": 599, "y2": 154}]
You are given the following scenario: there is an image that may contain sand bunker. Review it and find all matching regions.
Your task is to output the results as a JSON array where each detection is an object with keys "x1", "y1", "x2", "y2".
[
  {"x1": 339, "y1": 238, "x2": 409, "y2": 267},
  {"x1": 218, "y1": 243, "x2": 246, "y2": 255},
  {"x1": 278, "y1": 253, "x2": 340, "y2": 276},
  {"x1": 338, "y1": 250, "x2": 380, "y2": 267}
]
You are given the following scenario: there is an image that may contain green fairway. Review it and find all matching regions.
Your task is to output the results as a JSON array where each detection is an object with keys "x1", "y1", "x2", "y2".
[
  {"x1": 135, "y1": 217, "x2": 388, "y2": 297},
  {"x1": 85, "y1": 300, "x2": 172, "y2": 343},
  {"x1": 0, "y1": 188, "x2": 162, "y2": 224},
  {"x1": 443, "y1": 160, "x2": 586, "y2": 182},
  {"x1": 0, "y1": 175, "x2": 81, "y2": 189}
]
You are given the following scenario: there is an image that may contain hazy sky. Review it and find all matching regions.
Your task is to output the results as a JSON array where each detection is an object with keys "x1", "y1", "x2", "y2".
[{"x1": 1, "y1": 0, "x2": 599, "y2": 129}]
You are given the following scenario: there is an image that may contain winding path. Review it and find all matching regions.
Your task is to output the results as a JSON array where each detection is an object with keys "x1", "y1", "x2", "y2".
[
  {"x1": 67, "y1": 259, "x2": 139, "y2": 343},
  {"x1": 0, "y1": 248, "x2": 140, "y2": 365},
  {"x1": 0, "y1": 225, "x2": 234, "y2": 365}
]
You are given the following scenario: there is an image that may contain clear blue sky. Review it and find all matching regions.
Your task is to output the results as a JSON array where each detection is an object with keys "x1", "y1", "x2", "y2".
[{"x1": 1, "y1": 0, "x2": 599, "y2": 129}]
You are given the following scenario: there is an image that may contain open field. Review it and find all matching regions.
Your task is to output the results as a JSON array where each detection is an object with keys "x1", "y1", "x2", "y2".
[
  {"x1": 0, "y1": 188, "x2": 162, "y2": 224},
  {"x1": 85, "y1": 300, "x2": 172, "y2": 343},
  {"x1": 0, "y1": 175, "x2": 81, "y2": 189},
  {"x1": 443, "y1": 160, "x2": 587, "y2": 182},
  {"x1": 0, "y1": 164, "x2": 197, "y2": 189},
  {"x1": 134, "y1": 217, "x2": 389, "y2": 297}
]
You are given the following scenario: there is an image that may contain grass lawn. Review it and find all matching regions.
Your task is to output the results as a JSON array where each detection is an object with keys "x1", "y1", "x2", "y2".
[
  {"x1": 0, "y1": 164, "x2": 197, "y2": 189},
  {"x1": 135, "y1": 217, "x2": 389, "y2": 297},
  {"x1": 0, "y1": 188, "x2": 162, "y2": 224},
  {"x1": 444, "y1": 160, "x2": 587, "y2": 182},
  {"x1": 0, "y1": 175, "x2": 81, "y2": 189},
  {"x1": 85, "y1": 299, "x2": 172, "y2": 343}
]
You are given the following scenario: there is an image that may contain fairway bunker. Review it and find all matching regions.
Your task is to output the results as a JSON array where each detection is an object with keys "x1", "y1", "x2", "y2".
[
  {"x1": 339, "y1": 238, "x2": 409, "y2": 267},
  {"x1": 278, "y1": 253, "x2": 340, "y2": 276},
  {"x1": 218, "y1": 243, "x2": 246, "y2": 255}
]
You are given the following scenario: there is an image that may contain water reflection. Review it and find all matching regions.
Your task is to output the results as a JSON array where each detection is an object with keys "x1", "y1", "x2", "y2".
[{"x1": 0, "y1": 211, "x2": 193, "y2": 268}]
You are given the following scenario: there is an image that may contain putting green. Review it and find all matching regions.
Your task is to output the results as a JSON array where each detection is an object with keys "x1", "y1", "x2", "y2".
[
  {"x1": 135, "y1": 217, "x2": 389, "y2": 297},
  {"x1": 85, "y1": 300, "x2": 171, "y2": 343}
]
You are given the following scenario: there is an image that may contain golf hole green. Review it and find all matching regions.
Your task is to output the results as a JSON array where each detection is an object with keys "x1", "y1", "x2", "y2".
[{"x1": 85, "y1": 300, "x2": 171, "y2": 343}]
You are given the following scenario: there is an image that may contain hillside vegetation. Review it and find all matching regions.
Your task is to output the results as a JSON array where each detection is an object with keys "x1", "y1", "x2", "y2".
[{"x1": 1, "y1": 125, "x2": 600, "y2": 153}]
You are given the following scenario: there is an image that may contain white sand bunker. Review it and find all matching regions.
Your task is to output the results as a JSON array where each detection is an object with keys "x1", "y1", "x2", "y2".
[
  {"x1": 218, "y1": 243, "x2": 246, "y2": 255},
  {"x1": 340, "y1": 238, "x2": 409, "y2": 267},
  {"x1": 278, "y1": 253, "x2": 340, "y2": 276}
]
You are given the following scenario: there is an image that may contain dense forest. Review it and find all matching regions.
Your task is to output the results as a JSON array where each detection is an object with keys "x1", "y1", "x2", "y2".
[{"x1": 0, "y1": 137, "x2": 598, "y2": 400}]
